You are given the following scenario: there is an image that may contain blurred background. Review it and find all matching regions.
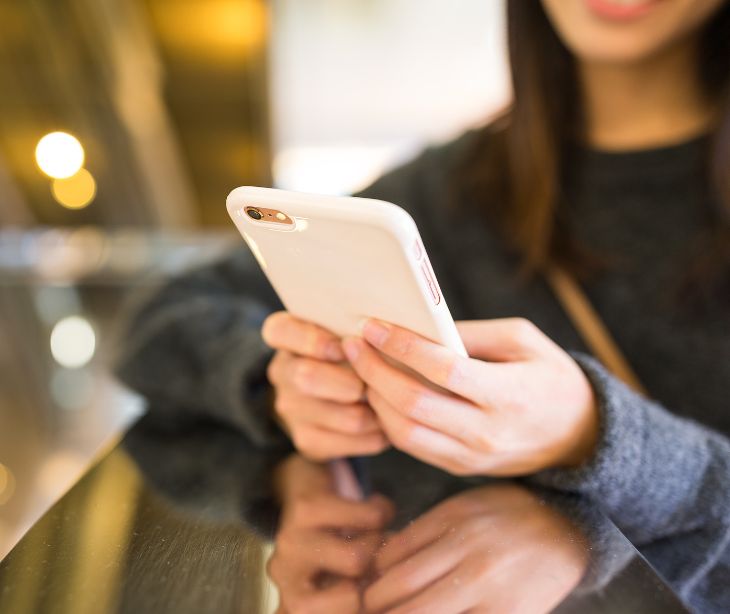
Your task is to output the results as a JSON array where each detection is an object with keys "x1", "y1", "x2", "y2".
[{"x1": 0, "y1": 0, "x2": 508, "y2": 559}]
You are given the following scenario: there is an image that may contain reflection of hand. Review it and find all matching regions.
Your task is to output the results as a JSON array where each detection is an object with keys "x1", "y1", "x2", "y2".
[
  {"x1": 269, "y1": 456, "x2": 394, "y2": 614},
  {"x1": 263, "y1": 311, "x2": 389, "y2": 461},
  {"x1": 342, "y1": 318, "x2": 598, "y2": 476},
  {"x1": 364, "y1": 484, "x2": 588, "y2": 614}
]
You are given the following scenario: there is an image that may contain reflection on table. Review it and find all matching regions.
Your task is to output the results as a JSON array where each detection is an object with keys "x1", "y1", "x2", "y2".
[
  {"x1": 0, "y1": 229, "x2": 234, "y2": 558},
  {"x1": 0, "y1": 416, "x2": 688, "y2": 613}
]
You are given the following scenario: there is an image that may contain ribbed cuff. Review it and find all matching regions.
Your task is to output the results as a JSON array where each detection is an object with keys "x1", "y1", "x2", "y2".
[{"x1": 527, "y1": 353, "x2": 646, "y2": 510}]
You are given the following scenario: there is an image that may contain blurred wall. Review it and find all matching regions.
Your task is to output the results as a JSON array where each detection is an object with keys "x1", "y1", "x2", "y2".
[
  {"x1": 0, "y1": 0, "x2": 509, "y2": 225},
  {"x1": 271, "y1": 0, "x2": 509, "y2": 195}
]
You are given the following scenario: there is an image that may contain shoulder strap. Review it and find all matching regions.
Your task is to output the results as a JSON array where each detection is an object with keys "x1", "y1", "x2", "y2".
[{"x1": 545, "y1": 266, "x2": 646, "y2": 395}]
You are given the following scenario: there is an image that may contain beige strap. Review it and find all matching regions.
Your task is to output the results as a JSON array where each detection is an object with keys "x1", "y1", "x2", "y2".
[{"x1": 546, "y1": 266, "x2": 646, "y2": 395}]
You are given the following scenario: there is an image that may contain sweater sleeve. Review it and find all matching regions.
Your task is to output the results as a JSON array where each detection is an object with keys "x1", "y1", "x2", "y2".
[
  {"x1": 115, "y1": 249, "x2": 287, "y2": 447},
  {"x1": 531, "y1": 353, "x2": 730, "y2": 612}
]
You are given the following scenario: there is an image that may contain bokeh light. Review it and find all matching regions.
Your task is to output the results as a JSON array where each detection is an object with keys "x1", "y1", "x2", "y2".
[
  {"x1": 51, "y1": 168, "x2": 97, "y2": 209},
  {"x1": 50, "y1": 316, "x2": 96, "y2": 368},
  {"x1": 151, "y1": 0, "x2": 267, "y2": 63},
  {"x1": 35, "y1": 131, "x2": 85, "y2": 179}
]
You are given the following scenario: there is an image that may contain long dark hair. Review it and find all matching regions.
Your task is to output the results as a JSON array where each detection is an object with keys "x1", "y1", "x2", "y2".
[{"x1": 461, "y1": 1, "x2": 730, "y2": 291}]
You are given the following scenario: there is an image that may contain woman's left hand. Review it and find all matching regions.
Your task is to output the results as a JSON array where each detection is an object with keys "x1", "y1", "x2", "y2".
[{"x1": 342, "y1": 318, "x2": 598, "y2": 476}]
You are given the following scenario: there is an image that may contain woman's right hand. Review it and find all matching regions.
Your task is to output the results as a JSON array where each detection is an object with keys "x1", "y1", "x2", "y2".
[{"x1": 263, "y1": 311, "x2": 390, "y2": 460}]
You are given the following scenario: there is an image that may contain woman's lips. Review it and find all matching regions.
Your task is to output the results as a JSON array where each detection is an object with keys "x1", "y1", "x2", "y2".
[{"x1": 585, "y1": 0, "x2": 661, "y2": 21}]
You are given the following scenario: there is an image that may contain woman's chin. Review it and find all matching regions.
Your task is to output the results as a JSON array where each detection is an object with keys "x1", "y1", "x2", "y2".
[{"x1": 540, "y1": 0, "x2": 726, "y2": 65}]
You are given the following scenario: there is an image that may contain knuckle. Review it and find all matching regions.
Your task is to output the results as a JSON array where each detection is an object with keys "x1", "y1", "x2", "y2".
[
  {"x1": 510, "y1": 318, "x2": 538, "y2": 343},
  {"x1": 402, "y1": 386, "x2": 428, "y2": 419},
  {"x1": 342, "y1": 407, "x2": 369, "y2": 432},
  {"x1": 472, "y1": 429, "x2": 493, "y2": 452},
  {"x1": 341, "y1": 377, "x2": 365, "y2": 403},
  {"x1": 445, "y1": 355, "x2": 465, "y2": 389},
  {"x1": 400, "y1": 568, "x2": 426, "y2": 593},
  {"x1": 342, "y1": 550, "x2": 367, "y2": 575},
  {"x1": 396, "y1": 332, "x2": 418, "y2": 360},
  {"x1": 306, "y1": 328, "x2": 328, "y2": 357},
  {"x1": 293, "y1": 359, "x2": 317, "y2": 393}
]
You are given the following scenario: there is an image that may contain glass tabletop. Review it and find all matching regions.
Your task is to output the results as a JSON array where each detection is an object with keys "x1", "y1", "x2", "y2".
[
  {"x1": 0, "y1": 228, "x2": 235, "y2": 559},
  {"x1": 0, "y1": 415, "x2": 688, "y2": 614}
]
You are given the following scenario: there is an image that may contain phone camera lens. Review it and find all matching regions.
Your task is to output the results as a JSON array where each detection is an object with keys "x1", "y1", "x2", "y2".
[{"x1": 247, "y1": 208, "x2": 263, "y2": 220}]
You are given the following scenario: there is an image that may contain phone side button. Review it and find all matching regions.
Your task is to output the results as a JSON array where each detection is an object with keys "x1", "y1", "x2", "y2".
[
  {"x1": 413, "y1": 239, "x2": 424, "y2": 261},
  {"x1": 421, "y1": 262, "x2": 441, "y2": 305}
]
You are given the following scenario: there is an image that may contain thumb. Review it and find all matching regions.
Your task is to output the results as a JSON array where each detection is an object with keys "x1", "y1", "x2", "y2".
[{"x1": 456, "y1": 318, "x2": 546, "y2": 361}]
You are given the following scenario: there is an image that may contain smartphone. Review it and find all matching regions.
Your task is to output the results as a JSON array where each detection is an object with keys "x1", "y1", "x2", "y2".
[{"x1": 226, "y1": 186, "x2": 467, "y2": 357}]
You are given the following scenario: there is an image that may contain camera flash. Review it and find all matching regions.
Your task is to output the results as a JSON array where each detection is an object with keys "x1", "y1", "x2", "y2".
[{"x1": 276, "y1": 212, "x2": 287, "y2": 221}]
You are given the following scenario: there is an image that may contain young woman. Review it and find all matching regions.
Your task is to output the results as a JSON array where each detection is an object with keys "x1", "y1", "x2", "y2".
[{"x1": 118, "y1": 1, "x2": 730, "y2": 610}]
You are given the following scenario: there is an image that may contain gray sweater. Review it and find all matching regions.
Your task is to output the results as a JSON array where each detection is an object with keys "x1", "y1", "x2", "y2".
[{"x1": 117, "y1": 130, "x2": 730, "y2": 612}]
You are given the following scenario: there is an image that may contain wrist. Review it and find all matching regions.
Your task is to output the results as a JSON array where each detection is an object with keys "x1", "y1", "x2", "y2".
[{"x1": 558, "y1": 374, "x2": 599, "y2": 469}]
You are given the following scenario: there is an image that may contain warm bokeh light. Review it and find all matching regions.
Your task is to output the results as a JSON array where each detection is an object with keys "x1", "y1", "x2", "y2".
[
  {"x1": 51, "y1": 168, "x2": 97, "y2": 209},
  {"x1": 35, "y1": 131, "x2": 85, "y2": 179},
  {"x1": 151, "y1": 0, "x2": 268, "y2": 63},
  {"x1": 50, "y1": 316, "x2": 96, "y2": 368}
]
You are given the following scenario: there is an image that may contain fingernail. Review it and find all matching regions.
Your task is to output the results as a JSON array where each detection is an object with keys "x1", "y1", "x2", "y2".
[
  {"x1": 342, "y1": 337, "x2": 361, "y2": 362},
  {"x1": 325, "y1": 340, "x2": 345, "y2": 361},
  {"x1": 362, "y1": 319, "x2": 390, "y2": 347}
]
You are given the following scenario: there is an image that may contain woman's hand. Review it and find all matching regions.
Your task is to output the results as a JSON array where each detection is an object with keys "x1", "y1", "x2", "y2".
[
  {"x1": 263, "y1": 311, "x2": 389, "y2": 461},
  {"x1": 269, "y1": 455, "x2": 394, "y2": 614},
  {"x1": 342, "y1": 318, "x2": 598, "y2": 476},
  {"x1": 364, "y1": 484, "x2": 588, "y2": 614}
]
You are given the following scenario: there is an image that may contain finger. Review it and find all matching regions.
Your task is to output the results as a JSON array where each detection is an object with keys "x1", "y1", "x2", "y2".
[
  {"x1": 343, "y1": 338, "x2": 493, "y2": 445},
  {"x1": 366, "y1": 385, "x2": 491, "y2": 452},
  {"x1": 263, "y1": 311, "x2": 345, "y2": 361},
  {"x1": 271, "y1": 354, "x2": 364, "y2": 403},
  {"x1": 346, "y1": 333, "x2": 535, "y2": 412},
  {"x1": 277, "y1": 530, "x2": 382, "y2": 578},
  {"x1": 353, "y1": 354, "x2": 491, "y2": 448},
  {"x1": 357, "y1": 319, "x2": 468, "y2": 392},
  {"x1": 298, "y1": 580, "x2": 361, "y2": 614},
  {"x1": 278, "y1": 578, "x2": 361, "y2": 614},
  {"x1": 292, "y1": 424, "x2": 390, "y2": 462},
  {"x1": 365, "y1": 532, "x2": 464, "y2": 613},
  {"x1": 455, "y1": 318, "x2": 551, "y2": 361},
  {"x1": 381, "y1": 563, "x2": 481, "y2": 614},
  {"x1": 366, "y1": 387, "x2": 483, "y2": 476},
  {"x1": 350, "y1": 324, "x2": 497, "y2": 404},
  {"x1": 375, "y1": 502, "x2": 460, "y2": 572},
  {"x1": 275, "y1": 392, "x2": 381, "y2": 436},
  {"x1": 288, "y1": 493, "x2": 395, "y2": 531}
]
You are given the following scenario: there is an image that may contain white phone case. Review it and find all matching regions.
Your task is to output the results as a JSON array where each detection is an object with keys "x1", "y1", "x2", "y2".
[{"x1": 226, "y1": 186, "x2": 467, "y2": 356}]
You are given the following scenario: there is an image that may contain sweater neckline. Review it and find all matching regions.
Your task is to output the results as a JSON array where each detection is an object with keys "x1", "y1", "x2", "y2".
[{"x1": 570, "y1": 133, "x2": 709, "y2": 183}]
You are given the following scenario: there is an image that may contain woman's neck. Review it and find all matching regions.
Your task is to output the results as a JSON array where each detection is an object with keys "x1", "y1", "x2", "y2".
[{"x1": 579, "y1": 37, "x2": 717, "y2": 151}]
